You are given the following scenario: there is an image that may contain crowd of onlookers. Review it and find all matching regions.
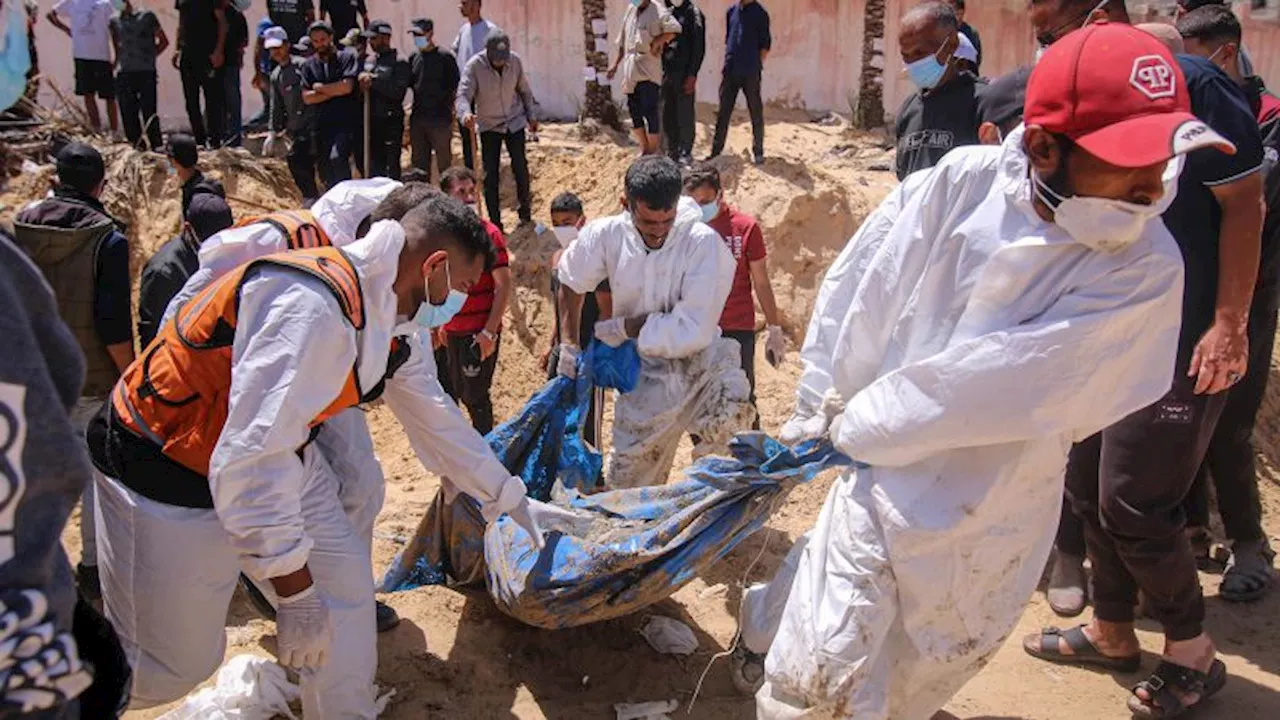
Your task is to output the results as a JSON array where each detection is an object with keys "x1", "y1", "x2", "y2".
[{"x1": 17, "y1": 0, "x2": 776, "y2": 232}]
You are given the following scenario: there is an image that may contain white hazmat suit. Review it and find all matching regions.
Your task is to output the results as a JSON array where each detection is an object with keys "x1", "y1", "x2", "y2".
[
  {"x1": 744, "y1": 131, "x2": 1186, "y2": 719},
  {"x1": 556, "y1": 196, "x2": 753, "y2": 488},
  {"x1": 98, "y1": 216, "x2": 530, "y2": 717}
]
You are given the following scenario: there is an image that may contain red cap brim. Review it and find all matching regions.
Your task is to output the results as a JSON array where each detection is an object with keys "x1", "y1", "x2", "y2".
[{"x1": 1070, "y1": 112, "x2": 1236, "y2": 168}]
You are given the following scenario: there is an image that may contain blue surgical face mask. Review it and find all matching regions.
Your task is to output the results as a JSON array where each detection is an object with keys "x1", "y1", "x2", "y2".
[
  {"x1": 905, "y1": 38, "x2": 951, "y2": 90},
  {"x1": 0, "y1": 0, "x2": 32, "y2": 114},
  {"x1": 413, "y1": 259, "x2": 469, "y2": 329},
  {"x1": 414, "y1": 36, "x2": 429, "y2": 50},
  {"x1": 629, "y1": 0, "x2": 642, "y2": 7},
  {"x1": 112, "y1": 0, "x2": 126, "y2": 11},
  {"x1": 699, "y1": 200, "x2": 719, "y2": 223}
]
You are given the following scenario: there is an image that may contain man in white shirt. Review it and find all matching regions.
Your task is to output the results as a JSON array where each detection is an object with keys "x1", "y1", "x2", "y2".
[
  {"x1": 47, "y1": 0, "x2": 119, "y2": 134},
  {"x1": 451, "y1": 0, "x2": 500, "y2": 169},
  {"x1": 607, "y1": 0, "x2": 681, "y2": 156}
]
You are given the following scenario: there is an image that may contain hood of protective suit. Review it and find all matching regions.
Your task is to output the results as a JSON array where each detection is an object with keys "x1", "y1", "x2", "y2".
[
  {"x1": 335, "y1": 218, "x2": 406, "y2": 394},
  {"x1": 309, "y1": 178, "x2": 402, "y2": 245},
  {"x1": 997, "y1": 125, "x2": 1182, "y2": 240}
]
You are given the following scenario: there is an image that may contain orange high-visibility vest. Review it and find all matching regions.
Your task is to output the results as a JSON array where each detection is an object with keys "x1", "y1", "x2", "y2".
[
  {"x1": 111, "y1": 247, "x2": 367, "y2": 478},
  {"x1": 233, "y1": 209, "x2": 331, "y2": 250}
]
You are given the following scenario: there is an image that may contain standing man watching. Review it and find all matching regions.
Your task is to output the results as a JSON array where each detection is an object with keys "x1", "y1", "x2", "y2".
[
  {"x1": 408, "y1": 18, "x2": 460, "y2": 180},
  {"x1": 1177, "y1": 4, "x2": 1280, "y2": 603},
  {"x1": 301, "y1": 21, "x2": 359, "y2": 188},
  {"x1": 223, "y1": 0, "x2": 251, "y2": 147},
  {"x1": 684, "y1": 162, "x2": 785, "y2": 427},
  {"x1": 893, "y1": 1, "x2": 984, "y2": 180},
  {"x1": 48, "y1": 0, "x2": 119, "y2": 135},
  {"x1": 661, "y1": 0, "x2": 705, "y2": 165},
  {"x1": 457, "y1": 31, "x2": 539, "y2": 231},
  {"x1": 1019, "y1": 4, "x2": 1265, "y2": 718},
  {"x1": 451, "y1": 0, "x2": 500, "y2": 170},
  {"x1": 358, "y1": 20, "x2": 410, "y2": 180},
  {"x1": 268, "y1": 0, "x2": 314, "y2": 43},
  {"x1": 172, "y1": 0, "x2": 228, "y2": 148},
  {"x1": 12, "y1": 143, "x2": 136, "y2": 602},
  {"x1": 321, "y1": 0, "x2": 366, "y2": 40},
  {"x1": 438, "y1": 166, "x2": 510, "y2": 434},
  {"x1": 607, "y1": 0, "x2": 681, "y2": 157},
  {"x1": 265, "y1": 26, "x2": 321, "y2": 203},
  {"x1": 708, "y1": 0, "x2": 770, "y2": 165},
  {"x1": 109, "y1": 0, "x2": 167, "y2": 150}
]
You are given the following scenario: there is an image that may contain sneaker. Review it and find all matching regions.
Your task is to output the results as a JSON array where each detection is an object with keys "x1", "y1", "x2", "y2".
[
  {"x1": 76, "y1": 563, "x2": 101, "y2": 601},
  {"x1": 376, "y1": 601, "x2": 401, "y2": 633},
  {"x1": 729, "y1": 644, "x2": 766, "y2": 695}
]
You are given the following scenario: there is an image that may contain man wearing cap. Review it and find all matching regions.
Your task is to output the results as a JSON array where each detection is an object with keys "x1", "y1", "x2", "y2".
[
  {"x1": 302, "y1": 21, "x2": 359, "y2": 187},
  {"x1": 358, "y1": 20, "x2": 410, "y2": 180},
  {"x1": 1021, "y1": 5, "x2": 1264, "y2": 717},
  {"x1": 12, "y1": 142, "x2": 136, "y2": 602},
  {"x1": 1176, "y1": 3, "x2": 1280, "y2": 605},
  {"x1": 452, "y1": 0, "x2": 501, "y2": 170},
  {"x1": 137, "y1": 193, "x2": 234, "y2": 348},
  {"x1": 735, "y1": 24, "x2": 1237, "y2": 720},
  {"x1": 409, "y1": 18, "x2": 460, "y2": 179},
  {"x1": 321, "y1": 0, "x2": 366, "y2": 40},
  {"x1": 266, "y1": 27, "x2": 321, "y2": 201},
  {"x1": 893, "y1": 1, "x2": 985, "y2": 181},
  {"x1": 457, "y1": 31, "x2": 540, "y2": 230}
]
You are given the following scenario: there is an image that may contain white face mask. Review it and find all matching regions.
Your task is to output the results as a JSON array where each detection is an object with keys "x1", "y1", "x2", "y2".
[
  {"x1": 551, "y1": 225, "x2": 579, "y2": 248},
  {"x1": 1033, "y1": 174, "x2": 1158, "y2": 253}
]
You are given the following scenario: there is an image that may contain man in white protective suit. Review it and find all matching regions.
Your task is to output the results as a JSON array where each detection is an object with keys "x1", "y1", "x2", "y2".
[
  {"x1": 728, "y1": 24, "x2": 1237, "y2": 719},
  {"x1": 159, "y1": 178, "x2": 410, "y2": 632},
  {"x1": 554, "y1": 155, "x2": 754, "y2": 489},
  {"x1": 86, "y1": 191, "x2": 578, "y2": 717}
]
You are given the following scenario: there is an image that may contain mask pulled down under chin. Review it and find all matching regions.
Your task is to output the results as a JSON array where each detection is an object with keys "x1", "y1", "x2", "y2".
[{"x1": 1034, "y1": 174, "x2": 1160, "y2": 253}]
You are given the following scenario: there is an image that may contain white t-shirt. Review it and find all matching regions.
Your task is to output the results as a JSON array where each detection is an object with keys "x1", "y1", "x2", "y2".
[{"x1": 53, "y1": 0, "x2": 113, "y2": 61}]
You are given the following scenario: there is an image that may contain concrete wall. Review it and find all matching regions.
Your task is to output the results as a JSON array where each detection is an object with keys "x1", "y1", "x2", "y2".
[{"x1": 28, "y1": 0, "x2": 1280, "y2": 132}]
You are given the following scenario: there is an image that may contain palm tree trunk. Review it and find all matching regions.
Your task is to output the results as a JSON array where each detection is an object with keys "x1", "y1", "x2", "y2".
[
  {"x1": 582, "y1": 0, "x2": 620, "y2": 128},
  {"x1": 856, "y1": 0, "x2": 886, "y2": 130}
]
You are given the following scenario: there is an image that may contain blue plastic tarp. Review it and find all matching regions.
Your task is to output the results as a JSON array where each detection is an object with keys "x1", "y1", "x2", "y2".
[{"x1": 380, "y1": 342, "x2": 851, "y2": 628}]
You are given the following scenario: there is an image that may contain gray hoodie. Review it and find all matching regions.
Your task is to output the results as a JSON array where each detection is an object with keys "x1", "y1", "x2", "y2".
[{"x1": 0, "y1": 228, "x2": 95, "y2": 714}]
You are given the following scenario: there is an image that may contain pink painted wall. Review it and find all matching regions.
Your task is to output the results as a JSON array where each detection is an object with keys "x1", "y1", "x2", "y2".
[{"x1": 27, "y1": 1, "x2": 1280, "y2": 133}]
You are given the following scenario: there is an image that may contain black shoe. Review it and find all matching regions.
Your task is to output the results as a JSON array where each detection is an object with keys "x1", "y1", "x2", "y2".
[
  {"x1": 239, "y1": 573, "x2": 277, "y2": 621},
  {"x1": 76, "y1": 563, "x2": 101, "y2": 601},
  {"x1": 376, "y1": 601, "x2": 401, "y2": 632}
]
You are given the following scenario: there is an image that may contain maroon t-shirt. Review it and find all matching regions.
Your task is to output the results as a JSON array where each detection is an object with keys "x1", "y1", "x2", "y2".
[
  {"x1": 445, "y1": 220, "x2": 509, "y2": 336},
  {"x1": 707, "y1": 204, "x2": 766, "y2": 332}
]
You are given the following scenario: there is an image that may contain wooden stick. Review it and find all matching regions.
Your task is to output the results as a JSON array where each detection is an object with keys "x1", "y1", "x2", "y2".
[{"x1": 470, "y1": 125, "x2": 485, "y2": 217}]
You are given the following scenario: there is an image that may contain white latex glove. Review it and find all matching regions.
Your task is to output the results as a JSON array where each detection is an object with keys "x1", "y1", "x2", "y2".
[
  {"x1": 765, "y1": 325, "x2": 787, "y2": 367},
  {"x1": 275, "y1": 585, "x2": 332, "y2": 672},
  {"x1": 263, "y1": 132, "x2": 278, "y2": 156},
  {"x1": 507, "y1": 497, "x2": 586, "y2": 550},
  {"x1": 594, "y1": 317, "x2": 630, "y2": 348},
  {"x1": 557, "y1": 342, "x2": 579, "y2": 379},
  {"x1": 779, "y1": 389, "x2": 846, "y2": 445},
  {"x1": 827, "y1": 413, "x2": 845, "y2": 451}
]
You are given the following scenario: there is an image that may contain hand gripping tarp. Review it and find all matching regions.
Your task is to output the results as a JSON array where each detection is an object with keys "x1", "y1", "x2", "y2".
[{"x1": 379, "y1": 341, "x2": 851, "y2": 628}]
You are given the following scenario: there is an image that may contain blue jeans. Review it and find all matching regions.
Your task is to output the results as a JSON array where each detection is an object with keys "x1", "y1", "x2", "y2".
[{"x1": 222, "y1": 64, "x2": 242, "y2": 147}]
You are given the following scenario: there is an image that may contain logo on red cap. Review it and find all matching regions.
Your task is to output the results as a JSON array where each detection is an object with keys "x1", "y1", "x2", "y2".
[{"x1": 1129, "y1": 55, "x2": 1176, "y2": 100}]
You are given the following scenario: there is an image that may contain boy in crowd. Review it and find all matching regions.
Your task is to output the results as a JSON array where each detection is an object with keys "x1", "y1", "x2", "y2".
[
  {"x1": 683, "y1": 162, "x2": 784, "y2": 425},
  {"x1": 48, "y1": 0, "x2": 119, "y2": 134},
  {"x1": 167, "y1": 133, "x2": 226, "y2": 217},
  {"x1": 437, "y1": 166, "x2": 511, "y2": 433},
  {"x1": 544, "y1": 192, "x2": 611, "y2": 446},
  {"x1": 108, "y1": 0, "x2": 166, "y2": 150}
]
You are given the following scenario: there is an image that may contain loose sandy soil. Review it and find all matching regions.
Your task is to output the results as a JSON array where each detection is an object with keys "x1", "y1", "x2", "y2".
[{"x1": 7, "y1": 106, "x2": 1278, "y2": 719}]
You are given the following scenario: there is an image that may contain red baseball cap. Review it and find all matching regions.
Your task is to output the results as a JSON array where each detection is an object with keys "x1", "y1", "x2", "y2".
[{"x1": 1025, "y1": 22, "x2": 1235, "y2": 168}]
